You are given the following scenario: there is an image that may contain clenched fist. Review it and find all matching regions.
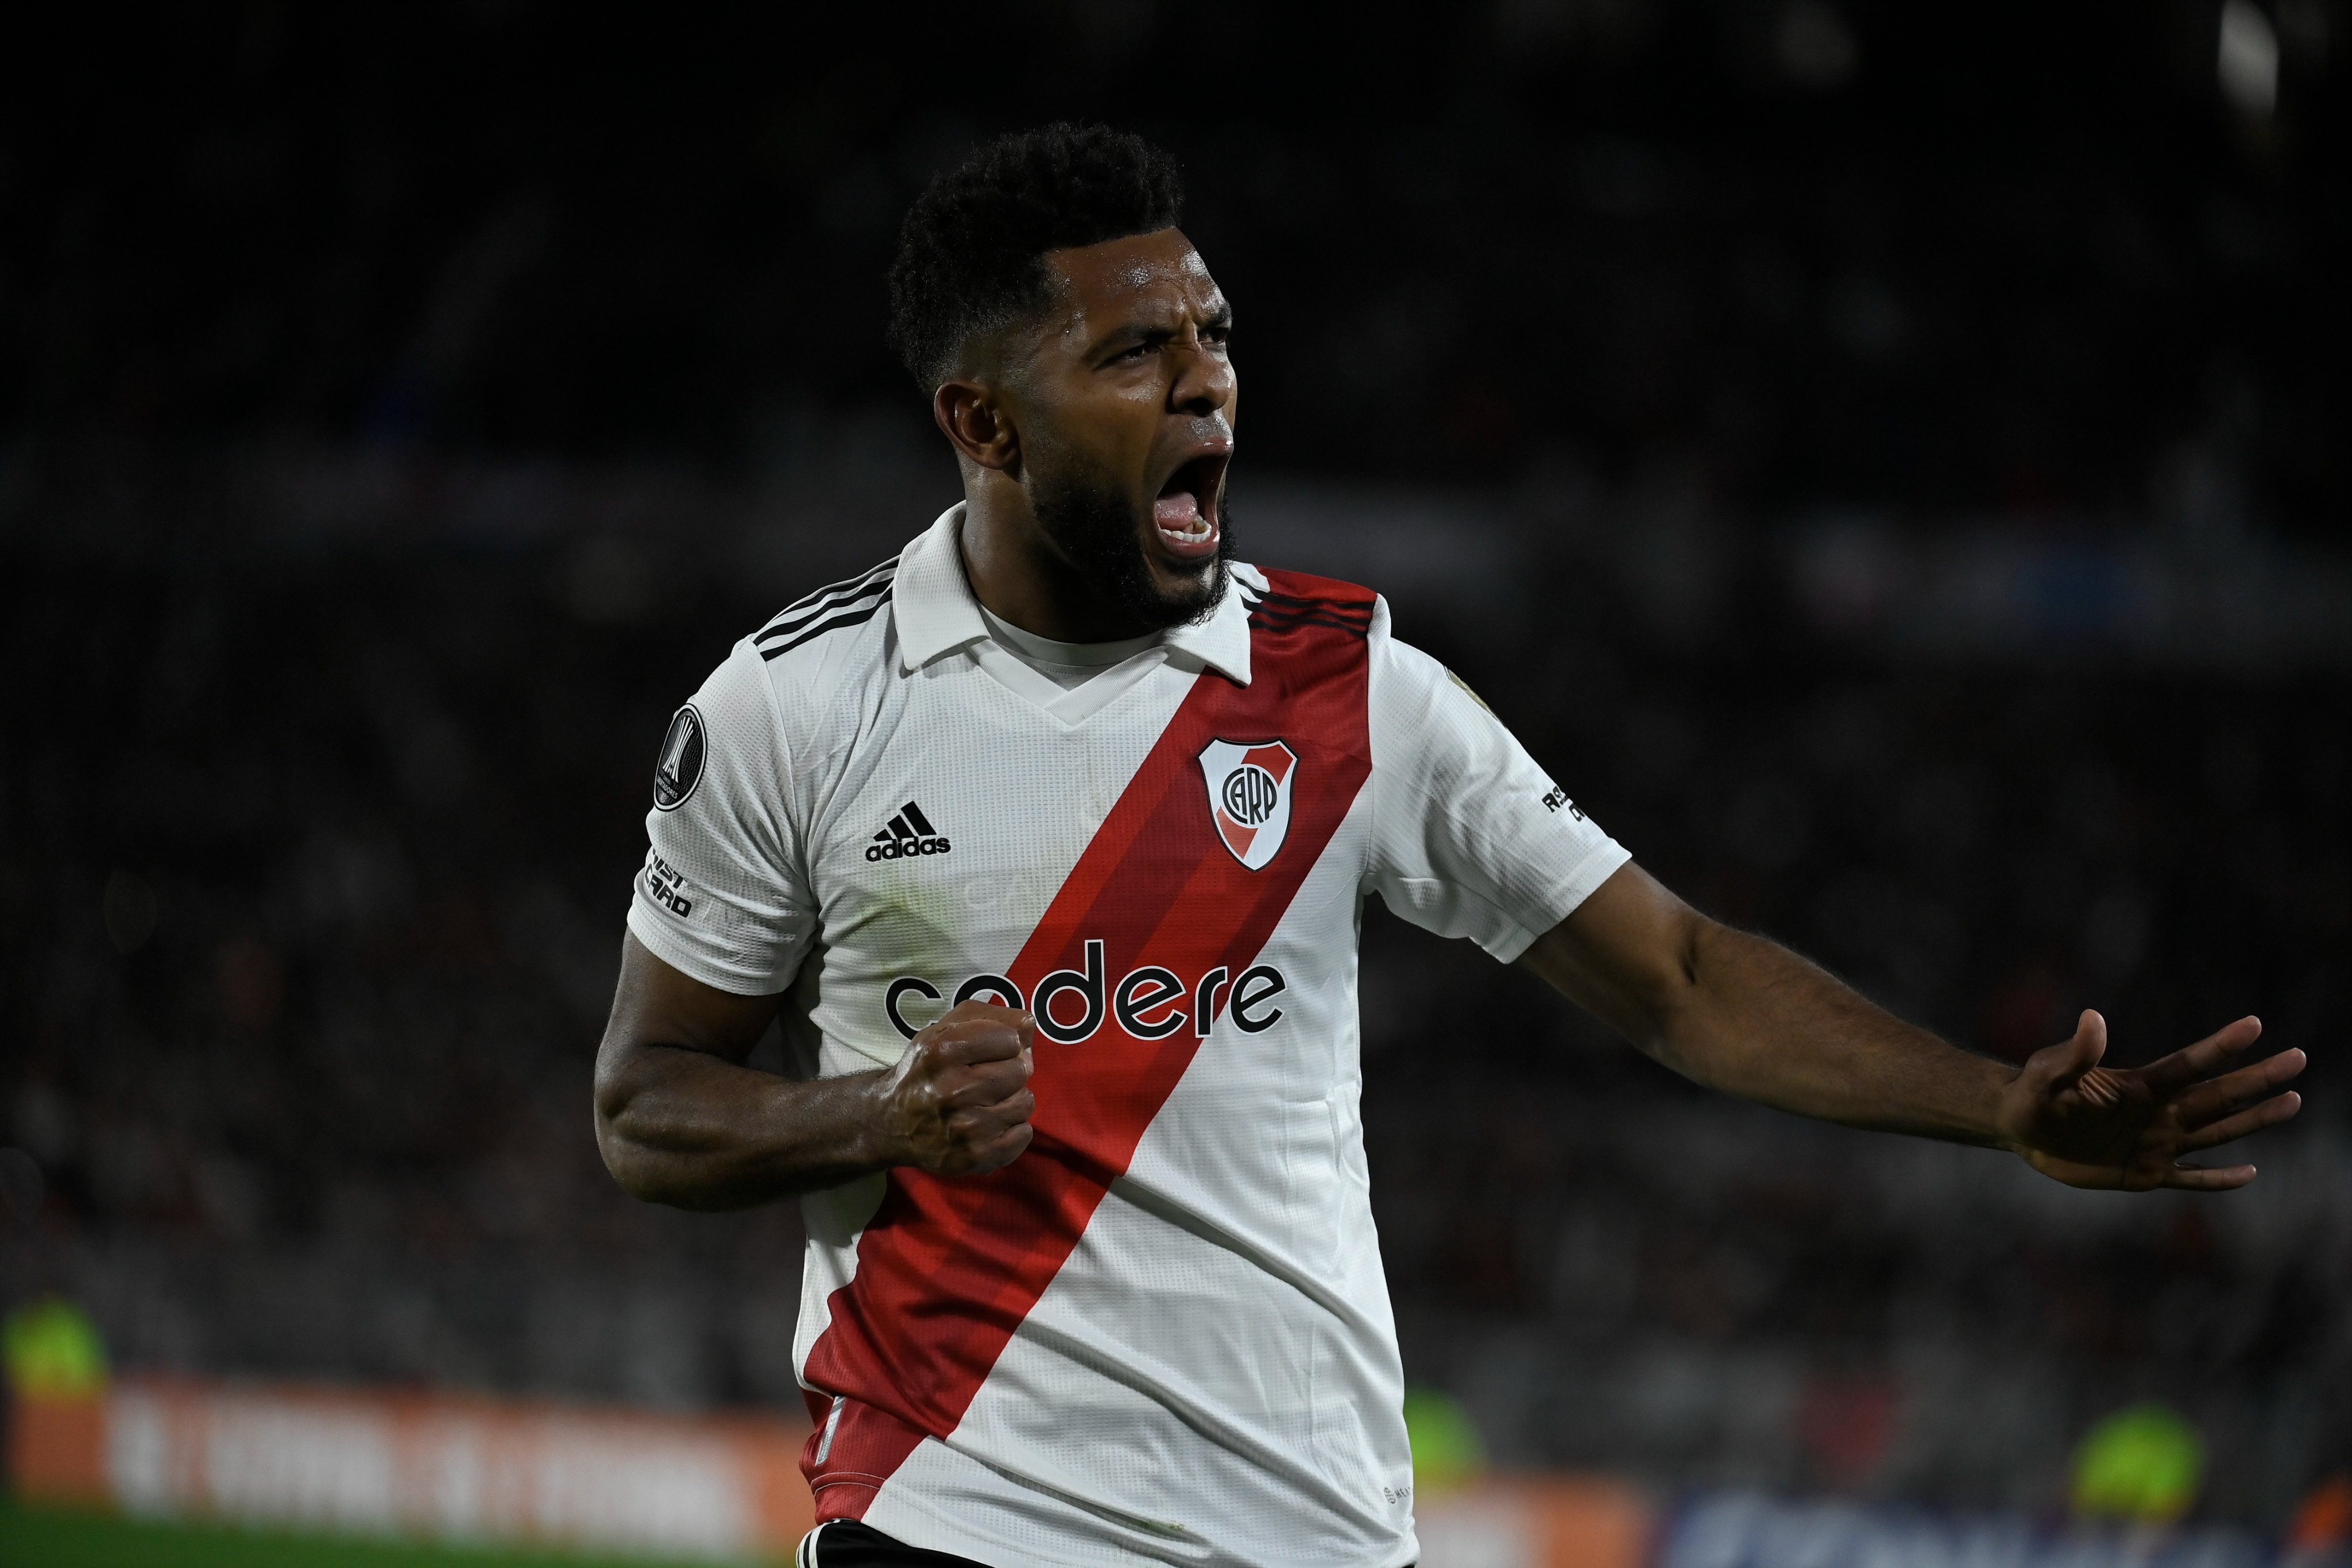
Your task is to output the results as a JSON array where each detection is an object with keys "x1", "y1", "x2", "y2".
[{"x1": 872, "y1": 1001, "x2": 1037, "y2": 1176}]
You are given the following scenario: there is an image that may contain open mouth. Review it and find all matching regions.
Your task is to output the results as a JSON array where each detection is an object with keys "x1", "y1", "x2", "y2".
[{"x1": 1151, "y1": 453, "x2": 1228, "y2": 562}]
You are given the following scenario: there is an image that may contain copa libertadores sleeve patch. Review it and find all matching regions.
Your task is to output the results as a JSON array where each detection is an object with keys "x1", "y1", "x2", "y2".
[{"x1": 651, "y1": 703, "x2": 706, "y2": 811}]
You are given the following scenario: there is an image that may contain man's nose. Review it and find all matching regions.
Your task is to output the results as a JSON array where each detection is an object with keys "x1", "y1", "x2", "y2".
[{"x1": 1167, "y1": 339, "x2": 1233, "y2": 416}]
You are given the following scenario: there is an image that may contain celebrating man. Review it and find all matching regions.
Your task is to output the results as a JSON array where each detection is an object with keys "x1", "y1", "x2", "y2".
[{"x1": 593, "y1": 125, "x2": 2303, "y2": 1568}]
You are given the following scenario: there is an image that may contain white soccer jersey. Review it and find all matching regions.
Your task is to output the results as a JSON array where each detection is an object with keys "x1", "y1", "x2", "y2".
[{"x1": 627, "y1": 505, "x2": 1629, "y2": 1568}]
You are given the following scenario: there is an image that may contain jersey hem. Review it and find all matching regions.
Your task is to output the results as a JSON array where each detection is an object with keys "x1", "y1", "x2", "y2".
[
  {"x1": 865, "y1": 1470, "x2": 1422, "y2": 1568},
  {"x1": 863, "y1": 1481, "x2": 1107, "y2": 1568}
]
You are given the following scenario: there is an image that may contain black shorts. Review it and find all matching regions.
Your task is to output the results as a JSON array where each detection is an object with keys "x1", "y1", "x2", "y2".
[
  {"x1": 797, "y1": 1520, "x2": 991, "y2": 1567},
  {"x1": 798, "y1": 1519, "x2": 1415, "y2": 1567}
]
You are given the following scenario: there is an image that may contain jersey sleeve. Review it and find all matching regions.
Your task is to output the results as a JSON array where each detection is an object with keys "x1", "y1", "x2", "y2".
[
  {"x1": 1364, "y1": 615, "x2": 1631, "y2": 962},
  {"x1": 624, "y1": 640, "x2": 817, "y2": 996}
]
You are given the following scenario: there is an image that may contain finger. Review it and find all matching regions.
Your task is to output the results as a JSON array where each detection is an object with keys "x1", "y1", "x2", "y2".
[
  {"x1": 938, "y1": 1050, "x2": 1035, "y2": 1102},
  {"x1": 945, "y1": 1109, "x2": 1039, "y2": 1161},
  {"x1": 949, "y1": 1085, "x2": 1038, "y2": 1126},
  {"x1": 948, "y1": 1089, "x2": 1037, "y2": 1137},
  {"x1": 919, "y1": 1011, "x2": 1034, "y2": 1066},
  {"x1": 938, "y1": 1062, "x2": 1034, "y2": 1111},
  {"x1": 934, "y1": 1074, "x2": 1013, "y2": 1112},
  {"x1": 2160, "y1": 1162, "x2": 2256, "y2": 1191},
  {"x1": 2022, "y1": 1011, "x2": 2106, "y2": 1094},
  {"x1": 960, "y1": 1121, "x2": 1035, "y2": 1175},
  {"x1": 2076, "y1": 1065, "x2": 2126, "y2": 1109},
  {"x1": 2173, "y1": 1049, "x2": 2307, "y2": 1125},
  {"x1": 937, "y1": 998, "x2": 1027, "y2": 1025},
  {"x1": 2137, "y1": 1015, "x2": 2264, "y2": 1093},
  {"x1": 2177, "y1": 1091, "x2": 2301, "y2": 1152}
]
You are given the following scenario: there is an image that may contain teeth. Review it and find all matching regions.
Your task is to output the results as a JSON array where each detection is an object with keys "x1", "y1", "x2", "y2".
[{"x1": 1154, "y1": 485, "x2": 1213, "y2": 544}]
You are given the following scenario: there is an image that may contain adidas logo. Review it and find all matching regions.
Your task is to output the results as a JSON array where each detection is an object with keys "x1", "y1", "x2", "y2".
[{"x1": 866, "y1": 800, "x2": 952, "y2": 862}]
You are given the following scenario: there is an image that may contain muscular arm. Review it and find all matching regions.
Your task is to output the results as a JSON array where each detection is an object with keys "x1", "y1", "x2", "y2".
[
  {"x1": 592, "y1": 933, "x2": 1036, "y2": 1210},
  {"x1": 1519, "y1": 864, "x2": 2302, "y2": 1188},
  {"x1": 1520, "y1": 864, "x2": 2010, "y2": 1144}
]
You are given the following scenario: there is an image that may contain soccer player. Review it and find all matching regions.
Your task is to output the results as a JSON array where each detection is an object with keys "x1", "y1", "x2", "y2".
[{"x1": 592, "y1": 125, "x2": 2304, "y2": 1568}]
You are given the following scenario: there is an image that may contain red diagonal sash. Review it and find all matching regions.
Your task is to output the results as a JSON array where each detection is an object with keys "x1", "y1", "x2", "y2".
[{"x1": 800, "y1": 571, "x2": 1375, "y2": 1518}]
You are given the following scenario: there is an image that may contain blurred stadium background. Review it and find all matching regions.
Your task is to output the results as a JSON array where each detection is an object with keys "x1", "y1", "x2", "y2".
[{"x1": 2, "y1": 3, "x2": 2346, "y2": 1563}]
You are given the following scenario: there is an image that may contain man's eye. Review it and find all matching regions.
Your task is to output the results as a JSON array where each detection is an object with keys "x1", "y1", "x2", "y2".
[{"x1": 1116, "y1": 343, "x2": 1155, "y2": 361}]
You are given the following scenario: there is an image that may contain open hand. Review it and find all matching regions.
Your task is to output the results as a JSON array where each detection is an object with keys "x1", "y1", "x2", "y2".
[
  {"x1": 1997, "y1": 1011, "x2": 2304, "y2": 1190},
  {"x1": 875, "y1": 1000, "x2": 1037, "y2": 1176}
]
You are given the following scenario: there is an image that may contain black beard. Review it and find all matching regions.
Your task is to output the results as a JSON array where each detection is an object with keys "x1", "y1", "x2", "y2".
[{"x1": 1030, "y1": 468, "x2": 1235, "y2": 633}]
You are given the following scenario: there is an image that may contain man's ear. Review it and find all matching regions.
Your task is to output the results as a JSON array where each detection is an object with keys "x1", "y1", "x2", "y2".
[{"x1": 933, "y1": 380, "x2": 1020, "y2": 474}]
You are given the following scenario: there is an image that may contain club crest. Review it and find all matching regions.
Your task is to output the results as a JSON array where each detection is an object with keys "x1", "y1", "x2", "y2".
[{"x1": 1198, "y1": 739, "x2": 1298, "y2": 871}]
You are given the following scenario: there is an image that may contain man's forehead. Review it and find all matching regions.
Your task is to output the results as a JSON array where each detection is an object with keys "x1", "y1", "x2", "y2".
[{"x1": 1043, "y1": 229, "x2": 1218, "y2": 311}]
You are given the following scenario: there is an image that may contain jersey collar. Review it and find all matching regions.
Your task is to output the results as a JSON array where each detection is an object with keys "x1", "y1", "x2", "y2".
[
  {"x1": 890, "y1": 506, "x2": 991, "y2": 672},
  {"x1": 893, "y1": 504, "x2": 1254, "y2": 687}
]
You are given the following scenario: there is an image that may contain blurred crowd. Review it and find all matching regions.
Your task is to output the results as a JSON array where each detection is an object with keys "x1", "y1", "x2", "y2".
[{"x1": 2, "y1": 436, "x2": 2346, "y2": 1526}]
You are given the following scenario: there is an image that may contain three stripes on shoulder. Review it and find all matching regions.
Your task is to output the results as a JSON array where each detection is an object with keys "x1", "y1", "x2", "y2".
[{"x1": 757, "y1": 558, "x2": 899, "y2": 661}]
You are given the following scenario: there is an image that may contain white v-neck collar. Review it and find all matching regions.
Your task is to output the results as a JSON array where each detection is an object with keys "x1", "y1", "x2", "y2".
[
  {"x1": 977, "y1": 604, "x2": 1162, "y2": 682},
  {"x1": 968, "y1": 637, "x2": 1171, "y2": 725}
]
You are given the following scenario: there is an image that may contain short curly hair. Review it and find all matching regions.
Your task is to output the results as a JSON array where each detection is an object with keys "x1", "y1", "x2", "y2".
[{"x1": 887, "y1": 123, "x2": 1185, "y2": 391}]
